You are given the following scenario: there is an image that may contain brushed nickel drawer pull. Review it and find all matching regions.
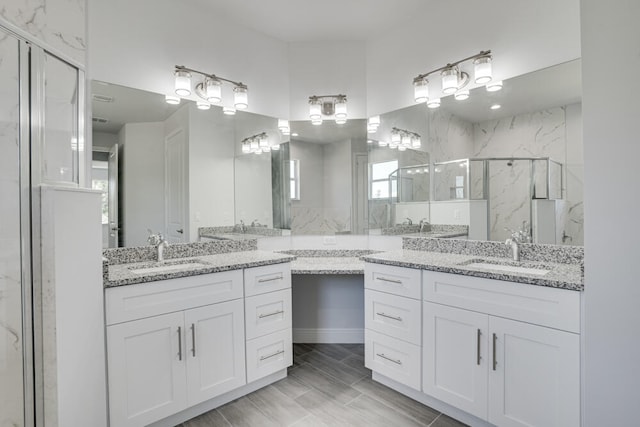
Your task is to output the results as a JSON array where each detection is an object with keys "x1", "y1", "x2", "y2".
[
  {"x1": 191, "y1": 323, "x2": 196, "y2": 357},
  {"x1": 177, "y1": 326, "x2": 183, "y2": 361},
  {"x1": 477, "y1": 329, "x2": 481, "y2": 366},
  {"x1": 492, "y1": 333, "x2": 498, "y2": 371},
  {"x1": 258, "y1": 310, "x2": 285, "y2": 319},
  {"x1": 376, "y1": 312, "x2": 403, "y2": 322},
  {"x1": 258, "y1": 276, "x2": 283, "y2": 283},
  {"x1": 376, "y1": 276, "x2": 402, "y2": 284},
  {"x1": 376, "y1": 353, "x2": 402, "y2": 365},
  {"x1": 259, "y1": 349, "x2": 285, "y2": 361}
]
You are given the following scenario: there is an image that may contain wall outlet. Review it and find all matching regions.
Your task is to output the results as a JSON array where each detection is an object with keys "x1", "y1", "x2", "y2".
[{"x1": 323, "y1": 236, "x2": 337, "y2": 245}]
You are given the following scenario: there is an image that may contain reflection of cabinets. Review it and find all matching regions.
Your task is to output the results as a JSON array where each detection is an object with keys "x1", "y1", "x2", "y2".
[{"x1": 105, "y1": 263, "x2": 292, "y2": 427}]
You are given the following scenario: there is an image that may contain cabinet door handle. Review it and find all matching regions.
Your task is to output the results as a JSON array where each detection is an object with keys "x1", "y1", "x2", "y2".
[
  {"x1": 191, "y1": 323, "x2": 196, "y2": 357},
  {"x1": 258, "y1": 310, "x2": 284, "y2": 319},
  {"x1": 176, "y1": 228, "x2": 184, "y2": 234},
  {"x1": 376, "y1": 312, "x2": 403, "y2": 322},
  {"x1": 258, "y1": 276, "x2": 283, "y2": 283},
  {"x1": 260, "y1": 349, "x2": 285, "y2": 361},
  {"x1": 376, "y1": 276, "x2": 402, "y2": 285},
  {"x1": 492, "y1": 333, "x2": 497, "y2": 371},
  {"x1": 177, "y1": 326, "x2": 183, "y2": 361},
  {"x1": 376, "y1": 353, "x2": 402, "y2": 365},
  {"x1": 477, "y1": 329, "x2": 481, "y2": 365}
]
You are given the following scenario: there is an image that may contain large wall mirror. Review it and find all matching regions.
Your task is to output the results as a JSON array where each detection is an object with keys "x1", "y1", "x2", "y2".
[{"x1": 91, "y1": 58, "x2": 582, "y2": 248}]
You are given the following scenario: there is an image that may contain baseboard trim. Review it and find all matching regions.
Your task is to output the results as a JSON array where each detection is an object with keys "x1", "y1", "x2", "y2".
[{"x1": 293, "y1": 328, "x2": 364, "y2": 343}]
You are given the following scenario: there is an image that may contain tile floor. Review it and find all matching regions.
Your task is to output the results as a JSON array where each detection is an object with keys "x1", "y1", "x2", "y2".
[{"x1": 181, "y1": 344, "x2": 468, "y2": 427}]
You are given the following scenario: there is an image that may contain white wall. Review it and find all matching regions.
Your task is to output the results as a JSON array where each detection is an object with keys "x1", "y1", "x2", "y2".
[
  {"x1": 92, "y1": 131, "x2": 118, "y2": 149},
  {"x1": 120, "y1": 122, "x2": 165, "y2": 246},
  {"x1": 87, "y1": 0, "x2": 290, "y2": 118},
  {"x1": 581, "y1": 1, "x2": 640, "y2": 425}
]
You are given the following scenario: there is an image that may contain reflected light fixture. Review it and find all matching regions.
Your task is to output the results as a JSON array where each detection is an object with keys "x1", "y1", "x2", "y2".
[
  {"x1": 196, "y1": 101, "x2": 210, "y2": 110},
  {"x1": 241, "y1": 132, "x2": 280, "y2": 155},
  {"x1": 412, "y1": 50, "x2": 493, "y2": 107},
  {"x1": 308, "y1": 94, "x2": 348, "y2": 124},
  {"x1": 486, "y1": 80, "x2": 503, "y2": 92},
  {"x1": 378, "y1": 127, "x2": 421, "y2": 151},
  {"x1": 223, "y1": 106, "x2": 236, "y2": 115},
  {"x1": 367, "y1": 115, "x2": 381, "y2": 133},
  {"x1": 173, "y1": 65, "x2": 249, "y2": 109},
  {"x1": 278, "y1": 119, "x2": 290, "y2": 135},
  {"x1": 165, "y1": 95, "x2": 181, "y2": 105}
]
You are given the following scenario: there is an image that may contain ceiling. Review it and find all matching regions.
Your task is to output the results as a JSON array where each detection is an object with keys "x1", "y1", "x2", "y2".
[{"x1": 193, "y1": 0, "x2": 433, "y2": 42}]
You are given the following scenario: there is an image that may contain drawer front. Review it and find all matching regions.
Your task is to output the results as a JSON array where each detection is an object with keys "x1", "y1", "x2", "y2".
[
  {"x1": 364, "y1": 263, "x2": 421, "y2": 300},
  {"x1": 105, "y1": 270, "x2": 244, "y2": 325},
  {"x1": 423, "y1": 270, "x2": 581, "y2": 333},
  {"x1": 246, "y1": 329, "x2": 293, "y2": 383},
  {"x1": 365, "y1": 329, "x2": 421, "y2": 391},
  {"x1": 365, "y1": 290, "x2": 421, "y2": 345},
  {"x1": 244, "y1": 263, "x2": 292, "y2": 297},
  {"x1": 245, "y1": 289, "x2": 292, "y2": 340}
]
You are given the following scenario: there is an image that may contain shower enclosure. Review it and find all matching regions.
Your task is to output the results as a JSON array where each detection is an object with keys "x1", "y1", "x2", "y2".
[{"x1": 433, "y1": 157, "x2": 563, "y2": 242}]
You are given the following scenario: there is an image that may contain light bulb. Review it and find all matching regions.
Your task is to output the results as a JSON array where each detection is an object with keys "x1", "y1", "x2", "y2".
[
  {"x1": 234, "y1": 86, "x2": 248, "y2": 109},
  {"x1": 454, "y1": 89, "x2": 470, "y2": 101},
  {"x1": 335, "y1": 117, "x2": 347, "y2": 125},
  {"x1": 174, "y1": 70, "x2": 191, "y2": 96},
  {"x1": 441, "y1": 67, "x2": 459, "y2": 94},
  {"x1": 486, "y1": 80, "x2": 503, "y2": 92},
  {"x1": 223, "y1": 106, "x2": 236, "y2": 115},
  {"x1": 196, "y1": 101, "x2": 210, "y2": 110},
  {"x1": 309, "y1": 99, "x2": 322, "y2": 120},
  {"x1": 413, "y1": 78, "x2": 429, "y2": 103},
  {"x1": 474, "y1": 55, "x2": 492, "y2": 84},
  {"x1": 165, "y1": 95, "x2": 180, "y2": 105},
  {"x1": 204, "y1": 77, "x2": 222, "y2": 103},
  {"x1": 427, "y1": 98, "x2": 441, "y2": 109},
  {"x1": 334, "y1": 97, "x2": 347, "y2": 119}
]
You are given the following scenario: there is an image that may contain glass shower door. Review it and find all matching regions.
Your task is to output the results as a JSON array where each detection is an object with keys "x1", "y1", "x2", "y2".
[{"x1": 0, "y1": 28, "x2": 28, "y2": 427}]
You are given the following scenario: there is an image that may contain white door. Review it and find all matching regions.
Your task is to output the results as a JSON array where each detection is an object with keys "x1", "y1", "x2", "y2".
[
  {"x1": 106, "y1": 312, "x2": 187, "y2": 427},
  {"x1": 165, "y1": 128, "x2": 186, "y2": 243},
  {"x1": 488, "y1": 316, "x2": 580, "y2": 427},
  {"x1": 423, "y1": 302, "x2": 489, "y2": 419},
  {"x1": 108, "y1": 143, "x2": 119, "y2": 247},
  {"x1": 185, "y1": 300, "x2": 246, "y2": 406}
]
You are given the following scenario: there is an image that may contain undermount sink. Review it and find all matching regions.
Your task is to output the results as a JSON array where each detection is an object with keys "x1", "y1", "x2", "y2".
[
  {"x1": 129, "y1": 260, "x2": 209, "y2": 275},
  {"x1": 459, "y1": 259, "x2": 552, "y2": 276}
]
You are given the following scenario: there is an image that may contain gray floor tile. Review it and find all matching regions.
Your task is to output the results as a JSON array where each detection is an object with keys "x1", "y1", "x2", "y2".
[
  {"x1": 271, "y1": 375, "x2": 312, "y2": 400},
  {"x1": 430, "y1": 413, "x2": 470, "y2": 427},
  {"x1": 289, "y1": 363, "x2": 361, "y2": 405},
  {"x1": 216, "y1": 397, "x2": 279, "y2": 427},
  {"x1": 293, "y1": 343, "x2": 315, "y2": 357},
  {"x1": 340, "y1": 354, "x2": 371, "y2": 378},
  {"x1": 299, "y1": 350, "x2": 368, "y2": 386},
  {"x1": 352, "y1": 377, "x2": 440, "y2": 425},
  {"x1": 246, "y1": 385, "x2": 309, "y2": 426},
  {"x1": 288, "y1": 414, "x2": 329, "y2": 426},
  {"x1": 339, "y1": 343, "x2": 365, "y2": 358},
  {"x1": 306, "y1": 343, "x2": 353, "y2": 361},
  {"x1": 182, "y1": 409, "x2": 230, "y2": 427},
  {"x1": 346, "y1": 394, "x2": 427, "y2": 427},
  {"x1": 295, "y1": 389, "x2": 371, "y2": 427}
]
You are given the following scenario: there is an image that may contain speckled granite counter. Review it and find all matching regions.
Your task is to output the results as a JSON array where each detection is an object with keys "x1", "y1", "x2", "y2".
[
  {"x1": 278, "y1": 250, "x2": 381, "y2": 274},
  {"x1": 362, "y1": 248, "x2": 583, "y2": 291},
  {"x1": 105, "y1": 251, "x2": 295, "y2": 288}
]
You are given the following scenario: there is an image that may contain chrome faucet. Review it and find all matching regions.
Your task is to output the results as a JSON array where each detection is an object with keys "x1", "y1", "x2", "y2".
[
  {"x1": 419, "y1": 218, "x2": 431, "y2": 233},
  {"x1": 239, "y1": 220, "x2": 246, "y2": 234},
  {"x1": 504, "y1": 221, "x2": 531, "y2": 261},
  {"x1": 404, "y1": 218, "x2": 413, "y2": 225},
  {"x1": 251, "y1": 219, "x2": 261, "y2": 227},
  {"x1": 147, "y1": 231, "x2": 169, "y2": 262},
  {"x1": 505, "y1": 236, "x2": 521, "y2": 261}
]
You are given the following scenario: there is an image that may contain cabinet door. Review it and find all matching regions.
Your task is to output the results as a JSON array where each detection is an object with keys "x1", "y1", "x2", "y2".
[
  {"x1": 107, "y1": 312, "x2": 187, "y2": 427},
  {"x1": 185, "y1": 300, "x2": 246, "y2": 406},
  {"x1": 489, "y1": 317, "x2": 580, "y2": 427},
  {"x1": 423, "y1": 302, "x2": 489, "y2": 419}
]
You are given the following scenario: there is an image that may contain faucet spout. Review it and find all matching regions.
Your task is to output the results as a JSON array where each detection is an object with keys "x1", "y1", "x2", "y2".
[{"x1": 505, "y1": 238, "x2": 520, "y2": 261}]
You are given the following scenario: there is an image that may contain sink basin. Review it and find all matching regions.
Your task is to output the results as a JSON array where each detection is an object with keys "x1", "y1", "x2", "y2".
[
  {"x1": 459, "y1": 259, "x2": 551, "y2": 276},
  {"x1": 129, "y1": 260, "x2": 209, "y2": 275}
]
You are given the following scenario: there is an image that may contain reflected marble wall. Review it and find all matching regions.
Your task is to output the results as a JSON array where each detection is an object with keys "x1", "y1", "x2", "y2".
[
  {"x1": 0, "y1": 0, "x2": 86, "y2": 64},
  {"x1": 290, "y1": 206, "x2": 351, "y2": 235}
]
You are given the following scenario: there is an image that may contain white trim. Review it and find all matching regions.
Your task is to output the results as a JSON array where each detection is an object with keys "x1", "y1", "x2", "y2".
[{"x1": 293, "y1": 328, "x2": 364, "y2": 344}]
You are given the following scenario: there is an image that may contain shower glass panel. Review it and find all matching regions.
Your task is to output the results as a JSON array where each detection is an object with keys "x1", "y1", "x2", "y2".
[
  {"x1": 532, "y1": 159, "x2": 549, "y2": 199},
  {"x1": 469, "y1": 159, "x2": 486, "y2": 200},
  {"x1": 433, "y1": 159, "x2": 469, "y2": 201},
  {"x1": 0, "y1": 29, "x2": 25, "y2": 427},
  {"x1": 549, "y1": 160, "x2": 563, "y2": 200},
  {"x1": 398, "y1": 164, "x2": 430, "y2": 202}
]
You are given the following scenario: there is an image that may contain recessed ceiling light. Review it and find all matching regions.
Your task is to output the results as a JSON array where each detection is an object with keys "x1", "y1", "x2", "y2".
[
  {"x1": 490, "y1": 104, "x2": 501, "y2": 110},
  {"x1": 291, "y1": 133, "x2": 299, "y2": 137}
]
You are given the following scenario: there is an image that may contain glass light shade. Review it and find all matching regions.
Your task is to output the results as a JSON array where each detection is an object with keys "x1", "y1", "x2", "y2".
[
  {"x1": 259, "y1": 136, "x2": 269, "y2": 148},
  {"x1": 223, "y1": 106, "x2": 236, "y2": 115},
  {"x1": 474, "y1": 56, "x2": 492, "y2": 84},
  {"x1": 334, "y1": 98, "x2": 347, "y2": 119},
  {"x1": 204, "y1": 78, "x2": 222, "y2": 103},
  {"x1": 271, "y1": 143, "x2": 280, "y2": 151},
  {"x1": 196, "y1": 101, "x2": 210, "y2": 110},
  {"x1": 486, "y1": 80, "x2": 503, "y2": 92},
  {"x1": 441, "y1": 68, "x2": 459, "y2": 94},
  {"x1": 234, "y1": 86, "x2": 248, "y2": 109},
  {"x1": 367, "y1": 124, "x2": 378, "y2": 133},
  {"x1": 309, "y1": 101, "x2": 322, "y2": 120},
  {"x1": 165, "y1": 95, "x2": 180, "y2": 105},
  {"x1": 261, "y1": 146, "x2": 270, "y2": 153},
  {"x1": 412, "y1": 136, "x2": 421, "y2": 148},
  {"x1": 401, "y1": 135, "x2": 411, "y2": 147},
  {"x1": 311, "y1": 118, "x2": 323, "y2": 126},
  {"x1": 413, "y1": 78, "x2": 429, "y2": 103},
  {"x1": 378, "y1": 140, "x2": 388, "y2": 147},
  {"x1": 454, "y1": 89, "x2": 470, "y2": 101},
  {"x1": 368, "y1": 115, "x2": 380, "y2": 127},
  {"x1": 278, "y1": 119, "x2": 290, "y2": 132},
  {"x1": 242, "y1": 143, "x2": 251, "y2": 154},
  {"x1": 427, "y1": 98, "x2": 441, "y2": 109},
  {"x1": 391, "y1": 133, "x2": 401, "y2": 144},
  {"x1": 335, "y1": 117, "x2": 347, "y2": 125},
  {"x1": 398, "y1": 145, "x2": 407, "y2": 151},
  {"x1": 174, "y1": 70, "x2": 191, "y2": 96},
  {"x1": 250, "y1": 140, "x2": 259, "y2": 152},
  {"x1": 255, "y1": 149, "x2": 262, "y2": 155}
]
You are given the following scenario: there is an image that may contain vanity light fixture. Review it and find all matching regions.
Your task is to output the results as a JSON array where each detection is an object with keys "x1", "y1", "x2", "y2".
[
  {"x1": 367, "y1": 115, "x2": 381, "y2": 133},
  {"x1": 308, "y1": 94, "x2": 348, "y2": 125},
  {"x1": 241, "y1": 132, "x2": 280, "y2": 155},
  {"x1": 278, "y1": 119, "x2": 290, "y2": 135},
  {"x1": 196, "y1": 101, "x2": 210, "y2": 110},
  {"x1": 223, "y1": 106, "x2": 236, "y2": 115},
  {"x1": 379, "y1": 127, "x2": 421, "y2": 150},
  {"x1": 173, "y1": 65, "x2": 249, "y2": 109},
  {"x1": 165, "y1": 95, "x2": 181, "y2": 105},
  {"x1": 486, "y1": 80, "x2": 503, "y2": 92},
  {"x1": 412, "y1": 50, "x2": 493, "y2": 107}
]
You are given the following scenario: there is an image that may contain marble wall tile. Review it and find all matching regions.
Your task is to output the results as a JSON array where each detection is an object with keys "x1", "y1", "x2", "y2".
[
  {"x1": 0, "y1": 0, "x2": 86, "y2": 65},
  {"x1": 290, "y1": 206, "x2": 351, "y2": 235}
]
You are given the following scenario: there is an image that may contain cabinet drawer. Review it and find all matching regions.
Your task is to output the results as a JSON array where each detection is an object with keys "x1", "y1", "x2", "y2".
[
  {"x1": 245, "y1": 289, "x2": 292, "y2": 340},
  {"x1": 364, "y1": 263, "x2": 421, "y2": 300},
  {"x1": 105, "y1": 270, "x2": 243, "y2": 325},
  {"x1": 422, "y1": 270, "x2": 581, "y2": 333},
  {"x1": 246, "y1": 329, "x2": 292, "y2": 383},
  {"x1": 365, "y1": 290, "x2": 421, "y2": 345},
  {"x1": 244, "y1": 263, "x2": 291, "y2": 297},
  {"x1": 365, "y1": 329, "x2": 421, "y2": 391}
]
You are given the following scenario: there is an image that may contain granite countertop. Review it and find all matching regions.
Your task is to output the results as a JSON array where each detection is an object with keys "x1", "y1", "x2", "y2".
[
  {"x1": 279, "y1": 250, "x2": 379, "y2": 275},
  {"x1": 200, "y1": 233, "x2": 267, "y2": 241},
  {"x1": 105, "y1": 250, "x2": 295, "y2": 288},
  {"x1": 361, "y1": 249, "x2": 583, "y2": 291},
  {"x1": 401, "y1": 231, "x2": 468, "y2": 239}
]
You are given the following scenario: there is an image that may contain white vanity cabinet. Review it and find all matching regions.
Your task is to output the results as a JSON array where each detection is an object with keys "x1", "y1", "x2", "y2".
[
  {"x1": 422, "y1": 270, "x2": 581, "y2": 427},
  {"x1": 364, "y1": 263, "x2": 422, "y2": 390}
]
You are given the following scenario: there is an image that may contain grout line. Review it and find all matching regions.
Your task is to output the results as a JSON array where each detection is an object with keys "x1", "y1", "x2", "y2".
[
  {"x1": 216, "y1": 409, "x2": 232, "y2": 427},
  {"x1": 428, "y1": 413, "x2": 442, "y2": 426}
]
